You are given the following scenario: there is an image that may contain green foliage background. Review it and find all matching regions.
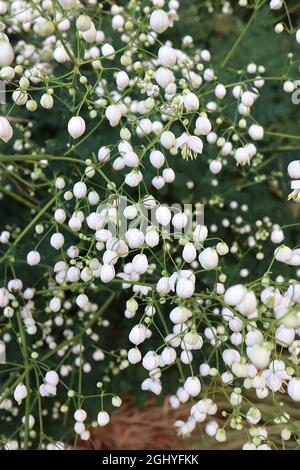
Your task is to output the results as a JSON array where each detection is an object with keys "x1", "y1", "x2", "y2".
[{"x1": 1, "y1": 1, "x2": 300, "y2": 445}]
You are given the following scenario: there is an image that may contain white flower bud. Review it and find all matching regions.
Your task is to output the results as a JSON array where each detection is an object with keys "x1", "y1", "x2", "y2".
[
  {"x1": 50, "y1": 233, "x2": 64, "y2": 250},
  {"x1": 132, "y1": 254, "x2": 148, "y2": 275},
  {"x1": 149, "y1": 150, "x2": 165, "y2": 169},
  {"x1": 0, "y1": 37, "x2": 14, "y2": 66},
  {"x1": 58, "y1": 0, "x2": 77, "y2": 9},
  {"x1": 142, "y1": 351, "x2": 159, "y2": 371},
  {"x1": 156, "y1": 276, "x2": 170, "y2": 295},
  {"x1": 184, "y1": 92, "x2": 199, "y2": 111},
  {"x1": 128, "y1": 347, "x2": 142, "y2": 364},
  {"x1": 116, "y1": 71, "x2": 129, "y2": 90},
  {"x1": 68, "y1": 116, "x2": 86, "y2": 139},
  {"x1": 100, "y1": 264, "x2": 115, "y2": 283},
  {"x1": 176, "y1": 278, "x2": 195, "y2": 298},
  {"x1": 271, "y1": 229, "x2": 284, "y2": 244},
  {"x1": 169, "y1": 306, "x2": 191, "y2": 324},
  {"x1": 287, "y1": 378, "x2": 300, "y2": 401},
  {"x1": 0, "y1": 66, "x2": 15, "y2": 81},
  {"x1": 172, "y1": 212, "x2": 187, "y2": 230},
  {"x1": 193, "y1": 224, "x2": 208, "y2": 242},
  {"x1": 97, "y1": 411, "x2": 110, "y2": 426},
  {"x1": 269, "y1": 0, "x2": 283, "y2": 10},
  {"x1": 129, "y1": 324, "x2": 147, "y2": 345},
  {"x1": 156, "y1": 206, "x2": 171, "y2": 226},
  {"x1": 73, "y1": 181, "x2": 87, "y2": 199},
  {"x1": 105, "y1": 104, "x2": 122, "y2": 127},
  {"x1": 158, "y1": 46, "x2": 177, "y2": 67},
  {"x1": 246, "y1": 407, "x2": 261, "y2": 425},
  {"x1": 209, "y1": 160, "x2": 222, "y2": 174},
  {"x1": 53, "y1": 45, "x2": 70, "y2": 63},
  {"x1": 101, "y1": 43, "x2": 115, "y2": 60},
  {"x1": 14, "y1": 384, "x2": 27, "y2": 403},
  {"x1": 98, "y1": 146, "x2": 110, "y2": 162},
  {"x1": 145, "y1": 227, "x2": 159, "y2": 247},
  {"x1": 184, "y1": 377, "x2": 201, "y2": 397},
  {"x1": 76, "y1": 15, "x2": 92, "y2": 32},
  {"x1": 215, "y1": 84, "x2": 226, "y2": 99},
  {"x1": 248, "y1": 124, "x2": 264, "y2": 141},
  {"x1": 161, "y1": 347, "x2": 176, "y2": 365},
  {"x1": 195, "y1": 116, "x2": 212, "y2": 135},
  {"x1": 216, "y1": 242, "x2": 229, "y2": 256},
  {"x1": 49, "y1": 297, "x2": 61, "y2": 313},
  {"x1": 246, "y1": 344, "x2": 271, "y2": 369},
  {"x1": 74, "y1": 409, "x2": 87, "y2": 422},
  {"x1": 198, "y1": 248, "x2": 219, "y2": 270},
  {"x1": 82, "y1": 23, "x2": 97, "y2": 43},
  {"x1": 182, "y1": 243, "x2": 197, "y2": 263},
  {"x1": 45, "y1": 370, "x2": 59, "y2": 386},
  {"x1": 275, "y1": 325, "x2": 295, "y2": 347},
  {"x1": 275, "y1": 245, "x2": 293, "y2": 263},
  {"x1": 54, "y1": 208, "x2": 66, "y2": 224},
  {"x1": 162, "y1": 168, "x2": 175, "y2": 183},
  {"x1": 26, "y1": 250, "x2": 41, "y2": 266},
  {"x1": 155, "y1": 67, "x2": 174, "y2": 89},
  {"x1": 288, "y1": 160, "x2": 300, "y2": 179},
  {"x1": 205, "y1": 421, "x2": 219, "y2": 437},
  {"x1": 224, "y1": 285, "x2": 247, "y2": 306},
  {"x1": 76, "y1": 294, "x2": 89, "y2": 309},
  {"x1": 40, "y1": 94, "x2": 54, "y2": 109}
]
